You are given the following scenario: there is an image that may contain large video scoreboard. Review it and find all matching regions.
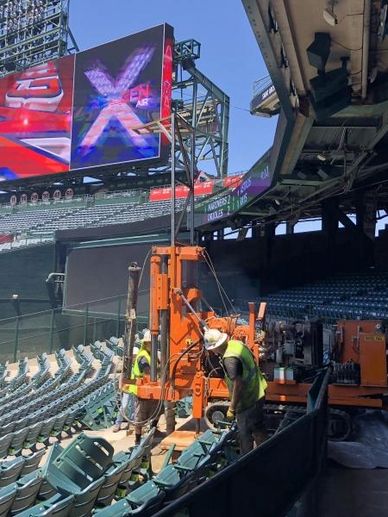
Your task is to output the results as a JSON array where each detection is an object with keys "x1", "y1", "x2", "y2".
[{"x1": 0, "y1": 24, "x2": 174, "y2": 181}]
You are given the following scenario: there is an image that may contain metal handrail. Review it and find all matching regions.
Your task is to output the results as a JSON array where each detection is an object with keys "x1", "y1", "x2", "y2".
[{"x1": 252, "y1": 75, "x2": 274, "y2": 96}]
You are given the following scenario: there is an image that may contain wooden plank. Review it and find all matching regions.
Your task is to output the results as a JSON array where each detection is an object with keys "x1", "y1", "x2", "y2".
[{"x1": 159, "y1": 430, "x2": 198, "y2": 452}]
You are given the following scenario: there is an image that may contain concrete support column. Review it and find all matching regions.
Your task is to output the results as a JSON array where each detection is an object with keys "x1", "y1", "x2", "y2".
[{"x1": 286, "y1": 221, "x2": 295, "y2": 235}]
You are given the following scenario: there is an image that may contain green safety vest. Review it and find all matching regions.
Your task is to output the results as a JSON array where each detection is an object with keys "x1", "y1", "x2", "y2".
[
  {"x1": 123, "y1": 348, "x2": 151, "y2": 395},
  {"x1": 223, "y1": 340, "x2": 267, "y2": 413}
]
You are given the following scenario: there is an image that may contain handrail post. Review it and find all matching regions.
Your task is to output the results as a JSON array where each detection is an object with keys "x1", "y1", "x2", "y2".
[
  {"x1": 83, "y1": 303, "x2": 89, "y2": 345},
  {"x1": 13, "y1": 315, "x2": 20, "y2": 363},
  {"x1": 116, "y1": 297, "x2": 121, "y2": 337},
  {"x1": 49, "y1": 308, "x2": 55, "y2": 354}
]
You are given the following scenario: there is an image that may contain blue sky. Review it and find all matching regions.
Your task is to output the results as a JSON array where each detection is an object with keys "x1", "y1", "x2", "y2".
[{"x1": 69, "y1": 0, "x2": 277, "y2": 174}]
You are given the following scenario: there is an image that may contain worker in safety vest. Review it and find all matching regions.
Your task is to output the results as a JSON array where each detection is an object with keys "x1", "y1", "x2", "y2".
[
  {"x1": 130, "y1": 329, "x2": 161, "y2": 445},
  {"x1": 204, "y1": 328, "x2": 268, "y2": 454},
  {"x1": 113, "y1": 340, "x2": 139, "y2": 433}
]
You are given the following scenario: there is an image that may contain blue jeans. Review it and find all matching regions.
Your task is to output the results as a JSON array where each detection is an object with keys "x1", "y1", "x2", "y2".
[{"x1": 115, "y1": 392, "x2": 135, "y2": 425}]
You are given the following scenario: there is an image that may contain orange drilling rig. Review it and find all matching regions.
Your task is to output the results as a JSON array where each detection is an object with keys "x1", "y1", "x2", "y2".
[
  {"x1": 122, "y1": 244, "x2": 267, "y2": 433},
  {"x1": 122, "y1": 244, "x2": 388, "y2": 440}
]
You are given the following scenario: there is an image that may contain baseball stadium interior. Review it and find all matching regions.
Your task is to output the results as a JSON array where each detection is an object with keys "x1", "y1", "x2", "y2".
[{"x1": 0, "y1": 0, "x2": 388, "y2": 516}]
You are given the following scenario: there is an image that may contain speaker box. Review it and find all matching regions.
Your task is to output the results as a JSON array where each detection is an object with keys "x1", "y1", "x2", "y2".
[{"x1": 307, "y1": 33, "x2": 331, "y2": 72}]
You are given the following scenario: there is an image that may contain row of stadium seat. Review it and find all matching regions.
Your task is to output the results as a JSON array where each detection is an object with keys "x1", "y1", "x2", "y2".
[
  {"x1": 2, "y1": 424, "x2": 237, "y2": 517},
  {"x1": 0, "y1": 198, "x2": 187, "y2": 241},
  {"x1": 0, "y1": 348, "x2": 86, "y2": 410},
  {"x1": 0, "y1": 430, "x2": 154, "y2": 517},
  {"x1": 265, "y1": 271, "x2": 388, "y2": 321},
  {"x1": 0, "y1": 338, "x2": 241, "y2": 516},
  {"x1": 0, "y1": 342, "x2": 117, "y2": 462},
  {"x1": 0, "y1": 450, "x2": 46, "y2": 488},
  {"x1": 0, "y1": 348, "x2": 110, "y2": 435},
  {"x1": 0, "y1": 377, "x2": 115, "y2": 459},
  {"x1": 95, "y1": 426, "x2": 238, "y2": 517}
]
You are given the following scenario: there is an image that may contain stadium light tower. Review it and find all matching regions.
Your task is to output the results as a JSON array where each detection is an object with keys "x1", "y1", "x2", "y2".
[{"x1": 0, "y1": 0, "x2": 78, "y2": 77}]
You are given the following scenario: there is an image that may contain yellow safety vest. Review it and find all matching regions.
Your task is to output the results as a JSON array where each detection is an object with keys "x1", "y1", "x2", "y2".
[
  {"x1": 123, "y1": 348, "x2": 151, "y2": 395},
  {"x1": 223, "y1": 340, "x2": 267, "y2": 413}
]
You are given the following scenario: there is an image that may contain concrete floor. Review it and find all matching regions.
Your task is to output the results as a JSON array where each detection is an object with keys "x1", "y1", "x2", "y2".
[
  {"x1": 317, "y1": 462, "x2": 388, "y2": 517},
  {"x1": 7, "y1": 349, "x2": 197, "y2": 473}
]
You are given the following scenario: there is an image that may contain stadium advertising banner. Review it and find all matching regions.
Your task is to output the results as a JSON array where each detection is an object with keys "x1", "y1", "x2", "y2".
[
  {"x1": 196, "y1": 150, "x2": 273, "y2": 226},
  {"x1": 0, "y1": 24, "x2": 173, "y2": 181}
]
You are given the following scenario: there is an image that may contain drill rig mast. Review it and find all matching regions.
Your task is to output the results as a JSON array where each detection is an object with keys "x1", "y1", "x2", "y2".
[{"x1": 122, "y1": 245, "x2": 266, "y2": 427}]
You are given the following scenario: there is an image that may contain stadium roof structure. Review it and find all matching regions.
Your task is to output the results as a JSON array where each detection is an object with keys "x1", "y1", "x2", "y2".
[{"x1": 198, "y1": 0, "x2": 388, "y2": 231}]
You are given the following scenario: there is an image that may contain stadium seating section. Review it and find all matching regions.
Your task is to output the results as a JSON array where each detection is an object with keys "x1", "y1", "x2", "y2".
[
  {"x1": 0, "y1": 345, "x2": 116, "y2": 460},
  {"x1": 6, "y1": 425, "x2": 238, "y2": 517},
  {"x1": 0, "y1": 340, "x2": 239, "y2": 516},
  {"x1": 265, "y1": 271, "x2": 388, "y2": 322},
  {"x1": 0, "y1": 194, "x2": 186, "y2": 252}
]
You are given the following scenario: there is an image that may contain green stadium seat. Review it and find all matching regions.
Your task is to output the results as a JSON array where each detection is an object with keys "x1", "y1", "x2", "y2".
[
  {"x1": 72, "y1": 476, "x2": 105, "y2": 516},
  {"x1": 16, "y1": 494, "x2": 74, "y2": 517},
  {"x1": 44, "y1": 434, "x2": 113, "y2": 493},
  {"x1": 9, "y1": 473, "x2": 43, "y2": 515},
  {"x1": 112, "y1": 450, "x2": 142, "y2": 486},
  {"x1": 50, "y1": 413, "x2": 68, "y2": 439},
  {"x1": 37, "y1": 416, "x2": 57, "y2": 445},
  {"x1": 0, "y1": 457, "x2": 24, "y2": 487},
  {"x1": 0, "y1": 422, "x2": 15, "y2": 437},
  {"x1": 62, "y1": 409, "x2": 80, "y2": 436},
  {"x1": 0, "y1": 433, "x2": 13, "y2": 458},
  {"x1": 23, "y1": 423, "x2": 44, "y2": 451},
  {"x1": 21, "y1": 450, "x2": 46, "y2": 477},
  {"x1": 14, "y1": 418, "x2": 27, "y2": 432},
  {"x1": 126, "y1": 480, "x2": 164, "y2": 513},
  {"x1": 0, "y1": 484, "x2": 17, "y2": 516},
  {"x1": 175, "y1": 431, "x2": 215, "y2": 471},
  {"x1": 93, "y1": 497, "x2": 131, "y2": 516},
  {"x1": 153, "y1": 463, "x2": 181, "y2": 489},
  {"x1": 36, "y1": 444, "x2": 62, "y2": 501},
  {"x1": 9, "y1": 427, "x2": 29, "y2": 455},
  {"x1": 95, "y1": 460, "x2": 128, "y2": 507},
  {"x1": 38, "y1": 477, "x2": 57, "y2": 502}
]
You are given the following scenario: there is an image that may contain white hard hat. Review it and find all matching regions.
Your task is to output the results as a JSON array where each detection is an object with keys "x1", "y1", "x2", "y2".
[
  {"x1": 143, "y1": 329, "x2": 152, "y2": 343},
  {"x1": 204, "y1": 328, "x2": 228, "y2": 351}
]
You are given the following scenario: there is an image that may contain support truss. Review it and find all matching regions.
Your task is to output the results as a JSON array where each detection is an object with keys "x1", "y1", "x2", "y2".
[
  {"x1": 0, "y1": 0, "x2": 77, "y2": 77},
  {"x1": 173, "y1": 39, "x2": 230, "y2": 178}
]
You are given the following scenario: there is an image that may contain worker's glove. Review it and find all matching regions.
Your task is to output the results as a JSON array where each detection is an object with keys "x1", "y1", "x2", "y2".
[{"x1": 226, "y1": 407, "x2": 236, "y2": 421}]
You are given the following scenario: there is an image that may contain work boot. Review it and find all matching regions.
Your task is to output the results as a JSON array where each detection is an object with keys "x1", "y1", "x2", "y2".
[
  {"x1": 120, "y1": 422, "x2": 129, "y2": 431},
  {"x1": 112, "y1": 424, "x2": 120, "y2": 433},
  {"x1": 135, "y1": 433, "x2": 141, "y2": 445}
]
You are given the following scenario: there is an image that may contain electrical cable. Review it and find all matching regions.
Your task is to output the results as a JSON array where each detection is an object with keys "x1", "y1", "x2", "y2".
[
  {"x1": 203, "y1": 250, "x2": 237, "y2": 314},
  {"x1": 138, "y1": 248, "x2": 152, "y2": 291},
  {"x1": 118, "y1": 333, "x2": 202, "y2": 426},
  {"x1": 170, "y1": 339, "x2": 202, "y2": 390},
  {"x1": 118, "y1": 355, "x2": 172, "y2": 427},
  {"x1": 118, "y1": 246, "x2": 237, "y2": 428},
  {"x1": 332, "y1": 40, "x2": 363, "y2": 52},
  {"x1": 119, "y1": 336, "x2": 206, "y2": 427},
  {"x1": 202, "y1": 252, "x2": 229, "y2": 315}
]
